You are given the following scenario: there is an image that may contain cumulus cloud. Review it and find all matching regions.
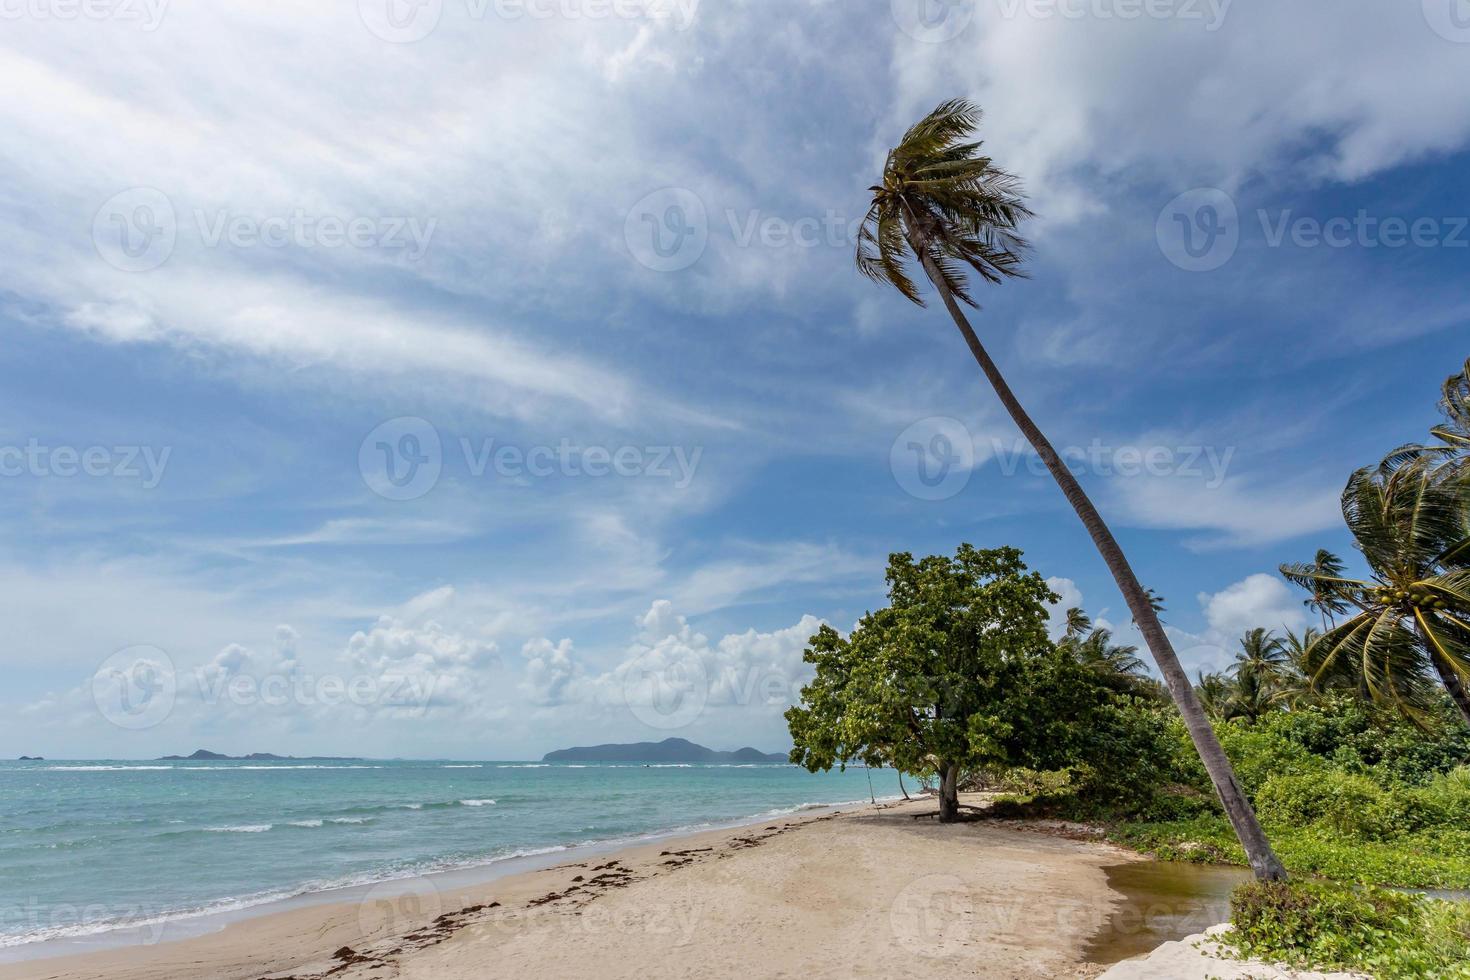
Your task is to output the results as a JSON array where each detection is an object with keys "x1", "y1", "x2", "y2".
[
  {"x1": 520, "y1": 600, "x2": 823, "y2": 722},
  {"x1": 892, "y1": 2, "x2": 1470, "y2": 219},
  {"x1": 1199, "y1": 573, "x2": 1308, "y2": 639},
  {"x1": 1044, "y1": 575, "x2": 1084, "y2": 640}
]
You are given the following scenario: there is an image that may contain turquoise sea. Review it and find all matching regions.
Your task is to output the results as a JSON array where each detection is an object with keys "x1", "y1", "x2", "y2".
[{"x1": 0, "y1": 759, "x2": 901, "y2": 955}]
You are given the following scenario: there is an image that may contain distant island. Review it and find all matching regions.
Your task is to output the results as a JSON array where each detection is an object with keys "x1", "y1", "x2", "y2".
[
  {"x1": 17, "y1": 756, "x2": 43, "y2": 761},
  {"x1": 542, "y1": 737, "x2": 788, "y2": 764},
  {"x1": 156, "y1": 749, "x2": 364, "y2": 762}
]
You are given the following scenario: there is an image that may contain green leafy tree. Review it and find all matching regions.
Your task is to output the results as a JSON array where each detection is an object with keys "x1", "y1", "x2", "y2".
[
  {"x1": 855, "y1": 98, "x2": 1286, "y2": 878},
  {"x1": 786, "y1": 545, "x2": 1059, "y2": 822}
]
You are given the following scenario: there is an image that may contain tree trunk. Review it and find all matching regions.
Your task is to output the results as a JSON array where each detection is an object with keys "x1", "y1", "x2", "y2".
[
  {"x1": 898, "y1": 770, "x2": 912, "y2": 801},
  {"x1": 908, "y1": 229, "x2": 1287, "y2": 881},
  {"x1": 937, "y1": 763, "x2": 959, "y2": 822},
  {"x1": 1421, "y1": 624, "x2": 1470, "y2": 726}
]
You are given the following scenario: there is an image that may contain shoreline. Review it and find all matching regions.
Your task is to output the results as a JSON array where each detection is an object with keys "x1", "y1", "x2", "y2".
[
  {"x1": 0, "y1": 794, "x2": 900, "y2": 965},
  {"x1": 0, "y1": 796, "x2": 1157, "y2": 980}
]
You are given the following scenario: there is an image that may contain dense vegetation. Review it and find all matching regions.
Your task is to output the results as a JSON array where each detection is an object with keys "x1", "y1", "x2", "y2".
[{"x1": 788, "y1": 358, "x2": 1470, "y2": 975}]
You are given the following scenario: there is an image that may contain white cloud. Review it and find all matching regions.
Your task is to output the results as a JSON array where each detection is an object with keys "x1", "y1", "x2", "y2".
[
  {"x1": 1199, "y1": 573, "x2": 1307, "y2": 639},
  {"x1": 1044, "y1": 575, "x2": 1084, "y2": 640},
  {"x1": 1110, "y1": 472, "x2": 1341, "y2": 549},
  {"x1": 893, "y1": 2, "x2": 1470, "y2": 220},
  {"x1": 521, "y1": 600, "x2": 822, "y2": 720}
]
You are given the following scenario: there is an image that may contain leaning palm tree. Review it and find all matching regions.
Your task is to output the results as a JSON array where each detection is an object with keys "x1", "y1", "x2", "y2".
[
  {"x1": 857, "y1": 99, "x2": 1286, "y2": 880},
  {"x1": 1296, "y1": 550, "x2": 1350, "y2": 631},
  {"x1": 1282, "y1": 458, "x2": 1470, "y2": 725},
  {"x1": 1063, "y1": 606, "x2": 1092, "y2": 641},
  {"x1": 1381, "y1": 358, "x2": 1470, "y2": 483}
]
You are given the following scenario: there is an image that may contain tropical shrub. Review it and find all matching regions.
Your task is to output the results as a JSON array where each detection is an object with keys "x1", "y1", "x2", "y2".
[{"x1": 1229, "y1": 879, "x2": 1470, "y2": 979}]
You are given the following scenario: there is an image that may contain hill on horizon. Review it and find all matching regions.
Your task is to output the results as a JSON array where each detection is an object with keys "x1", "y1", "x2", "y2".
[{"x1": 542, "y1": 737, "x2": 788, "y2": 764}]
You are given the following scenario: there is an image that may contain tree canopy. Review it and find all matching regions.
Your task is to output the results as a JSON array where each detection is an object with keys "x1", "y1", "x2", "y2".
[{"x1": 786, "y1": 544, "x2": 1168, "y2": 821}]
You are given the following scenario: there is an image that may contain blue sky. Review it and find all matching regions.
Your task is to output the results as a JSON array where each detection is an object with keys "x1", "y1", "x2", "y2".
[{"x1": 1, "y1": 0, "x2": 1467, "y2": 760}]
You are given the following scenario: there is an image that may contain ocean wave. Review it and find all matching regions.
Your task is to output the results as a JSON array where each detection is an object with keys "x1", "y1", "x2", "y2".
[
  {"x1": 440, "y1": 765, "x2": 482, "y2": 769},
  {"x1": 286, "y1": 820, "x2": 323, "y2": 828},
  {"x1": 204, "y1": 825, "x2": 273, "y2": 834},
  {"x1": 41, "y1": 765, "x2": 174, "y2": 772},
  {"x1": 459, "y1": 799, "x2": 495, "y2": 807}
]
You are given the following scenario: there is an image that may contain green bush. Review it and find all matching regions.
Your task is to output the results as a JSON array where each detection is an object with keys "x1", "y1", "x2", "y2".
[
  {"x1": 1255, "y1": 770, "x2": 1406, "y2": 839},
  {"x1": 1228, "y1": 879, "x2": 1470, "y2": 979},
  {"x1": 1407, "y1": 766, "x2": 1470, "y2": 829}
]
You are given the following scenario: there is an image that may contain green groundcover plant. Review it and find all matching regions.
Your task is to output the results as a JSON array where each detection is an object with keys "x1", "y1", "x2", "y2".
[{"x1": 1228, "y1": 879, "x2": 1470, "y2": 979}]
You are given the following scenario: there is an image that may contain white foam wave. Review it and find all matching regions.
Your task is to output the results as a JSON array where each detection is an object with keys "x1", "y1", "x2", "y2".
[
  {"x1": 204, "y1": 824, "x2": 272, "y2": 833},
  {"x1": 42, "y1": 765, "x2": 174, "y2": 771},
  {"x1": 459, "y1": 799, "x2": 495, "y2": 807}
]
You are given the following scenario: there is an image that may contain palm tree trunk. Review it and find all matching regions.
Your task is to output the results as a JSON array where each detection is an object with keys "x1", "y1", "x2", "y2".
[
  {"x1": 1418, "y1": 623, "x2": 1470, "y2": 726},
  {"x1": 909, "y1": 230, "x2": 1287, "y2": 881}
]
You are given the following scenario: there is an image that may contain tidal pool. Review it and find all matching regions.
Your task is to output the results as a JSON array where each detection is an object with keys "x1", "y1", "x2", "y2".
[{"x1": 1086, "y1": 860, "x2": 1252, "y2": 964}]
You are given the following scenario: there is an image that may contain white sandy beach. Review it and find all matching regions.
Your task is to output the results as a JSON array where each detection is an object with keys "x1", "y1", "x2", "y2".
[{"x1": 0, "y1": 797, "x2": 1165, "y2": 980}]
